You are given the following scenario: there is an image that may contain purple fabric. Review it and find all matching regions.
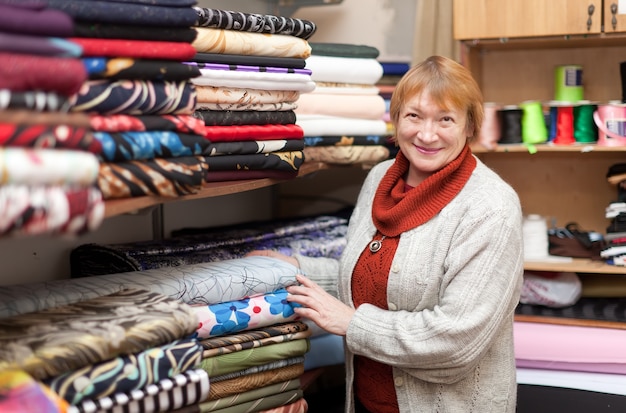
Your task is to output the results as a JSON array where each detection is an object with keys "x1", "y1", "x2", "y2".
[
  {"x1": 0, "y1": 33, "x2": 81, "y2": 57},
  {"x1": 0, "y1": 0, "x2": 47, "y2": 10},
  {"x1": 80, "y1": 0, "x2": 197, "y2": 5},
  {"x1": 185, "y1": 62, "x2": 312, "y2": 75},
  {"x1": 0, "y1": 5, "x2": 74, "y2": 37}
]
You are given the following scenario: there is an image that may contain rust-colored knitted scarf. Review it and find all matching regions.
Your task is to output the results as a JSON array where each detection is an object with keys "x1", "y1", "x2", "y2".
[{"x1": 372, "y1": 144, "x2": 477, "y2": 236}]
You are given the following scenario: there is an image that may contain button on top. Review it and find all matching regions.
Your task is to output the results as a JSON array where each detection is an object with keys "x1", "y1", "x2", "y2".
[
  {"x1": 394, "y1": 376, "x2": 404, "y2": 387},
  {"x1": 388, "y1": 302, "x2": 397, "y2": 311},
  {"x1": 391, "y1": 264, "x2": 400, "y2": 273}
]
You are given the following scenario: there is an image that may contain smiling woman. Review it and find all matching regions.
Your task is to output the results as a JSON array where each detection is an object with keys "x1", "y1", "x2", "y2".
[{"x1": 247, "y1": 55, "x2": 524, "y2": 413}]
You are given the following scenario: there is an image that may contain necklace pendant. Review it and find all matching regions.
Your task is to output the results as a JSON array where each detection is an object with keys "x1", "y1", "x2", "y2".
[{"x1": 369, "y1": 239, "x2": 383, "y2": 253}]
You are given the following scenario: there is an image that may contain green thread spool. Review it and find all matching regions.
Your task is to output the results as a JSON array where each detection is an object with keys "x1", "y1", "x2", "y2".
[
  {"x1": 520, "y1": 100, "x2": 548, "y2": 144},
  {"x1": 573, "y1": 102, "x2": 598, "y2": 143},
  {"x1": 554, "y1": 65, "x2": 584, "y2": 102}
]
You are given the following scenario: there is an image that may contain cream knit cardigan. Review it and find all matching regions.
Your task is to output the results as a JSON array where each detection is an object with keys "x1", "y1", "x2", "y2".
[{"x1": 296, "y1": 155, "x2": 524, "y2": 413}]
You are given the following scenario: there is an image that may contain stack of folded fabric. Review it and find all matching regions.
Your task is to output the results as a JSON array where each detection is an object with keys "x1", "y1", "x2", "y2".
[
  {"x1": 0, "y1": 288, "x2": 208, "y2": 413},
  {"x1": 0, "y1": 1, "x2": 105, "y2": 236},
  {"x1": 46, "y1": 0, "x2": 213, "y2": 200},
  {"x1": 0, "y1": 255, "x2": 305, "y2": 412},
  {"x1": 295, "y1": 42, "x2": 394, "y2": 167},
  {"x1": 190, "y1": 292, "x2": 311, "y2": 412},
  {"x1": 188, "y1": 7, "x2": 317, "y2": 182}
]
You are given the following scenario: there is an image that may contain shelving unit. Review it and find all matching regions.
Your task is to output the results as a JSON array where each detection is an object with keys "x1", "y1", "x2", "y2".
[
  {"x1": 454, "y1": 0, "x2": 626, "y2": 278},
  {"x1": 104, "y1": 161, "x2": 332, "y2": 218}
]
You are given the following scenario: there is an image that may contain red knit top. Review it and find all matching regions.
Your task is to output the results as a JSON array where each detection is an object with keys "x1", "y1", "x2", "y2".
[{"x1": 351, "y1": 145, "x2": 476, "y2": 412}]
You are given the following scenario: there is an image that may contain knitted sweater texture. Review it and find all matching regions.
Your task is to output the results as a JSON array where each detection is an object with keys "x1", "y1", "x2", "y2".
[{"x1": 296, "y1": 155, "x2": 524, "y2": 413}]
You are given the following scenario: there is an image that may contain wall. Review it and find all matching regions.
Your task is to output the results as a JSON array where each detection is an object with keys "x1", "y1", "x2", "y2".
[{"x1": 0, "y1": 0, "x2": 416, "y2": 286}]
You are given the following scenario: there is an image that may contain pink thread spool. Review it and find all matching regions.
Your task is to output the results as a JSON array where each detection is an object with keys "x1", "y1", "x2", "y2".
[
  {"x1": 479, "y1": 102, "x2": 501, "y2": 149},
  {"x1": 594, "y1": 102, "x2": 626, "y2": 147}
]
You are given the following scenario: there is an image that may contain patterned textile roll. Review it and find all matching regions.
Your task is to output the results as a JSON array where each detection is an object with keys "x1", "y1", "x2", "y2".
[
  {"x1": 199, "y1": 321, "x2": 310, "y2": 358},
  {"x1": 0, "y1": 255, "x2": 301, "y2": 318},
  {"x1": 69, "y1": 80, "x2": 197, "y2": 116},
  {"x1": 93, "y1": 131, "x2": 211, "y2": 162},
  {"x1": 0, "y1": 184, "x2": 104, "y2": 236},
  {"x1": 83, "y1": 57, "x2": 201, "y2": 81},
  {"x1": 207, "y1": 363, "x2": 304, "y2": 400},
  {"x1": 193, "y1": 8, "x2": 316, "y2": 40},
  {"x1": 97, "y1": 155, "x2": 207, "y2": 199},
  {"x1": 0, "y1": 122, "x2": 100, "y2": 153},
  {"x1": 89, "y1": 114, "x2": 206, "y2": 135},
  {"x1": 200, "y1": 379, "x2": 300, "y2": 411},
  {"x1": 44, "y1": 337, "x2": 203, "y2": 405},
  {"x1": 203, "y1": 151, "x2": 303, "y2": 172},
  {"x1": 0, "y1": 288, "x2": 199, "y2": 380},
  {"x1": 0, "y1": 147, "x2": 100, "y2": 186},
  {"x1": 206, "y1": 139, "x2": 304, "y2": 156},
  {"x1": 67, "y1": 369, "x2": 210, "y2": 413},
  {"x1": 0, "y1": 90, "x2": 70, "y2": 112}
]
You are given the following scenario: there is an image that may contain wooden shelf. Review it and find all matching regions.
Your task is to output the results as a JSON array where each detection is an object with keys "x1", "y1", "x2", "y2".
[
  {"x1": 104, "y1": 161, "x2": 331, "y2": 218},
  {"x1": 471, "y1": 143, "x2": 626, "y2": 154},
  {"x1": 524, "y1": 258, "x2": 626, "y2": 274},
  {"x1": 462, "y1": 33, "x2": 626, "y2": 51}
]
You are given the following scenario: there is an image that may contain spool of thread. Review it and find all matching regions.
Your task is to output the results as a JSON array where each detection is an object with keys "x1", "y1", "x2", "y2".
[
  {"x1": 554, "y1": 65, "x2": 584, "y2": 102},
  {"x1": 573, "y1": 101, "x2": 598, "y2": 143},
  {"x1": 548, "y1": 104, "x2": 558, "y2": 141},
  {"x1": 553, "y1": 104, "x2": 575, "y2": 145},
  {"x1": 520, "y1": 100, "x2": 548, "y2": 144},
  {"x1": 479, "y1": 102, "x2": 501, "y2": 149},
  {"x1": 523, "y1": 214, "x2": 549, "y2": 260},
  {"x1": 498, "y1": 105, "x2": 523, "y2": 144}
]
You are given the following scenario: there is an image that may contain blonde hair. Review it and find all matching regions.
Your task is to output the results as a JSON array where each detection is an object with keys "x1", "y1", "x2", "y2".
[{"x1": 389, "y1": 55, "x2": 484, "y2": 143}]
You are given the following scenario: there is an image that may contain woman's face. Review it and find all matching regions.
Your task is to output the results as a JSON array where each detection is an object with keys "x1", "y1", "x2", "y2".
[{"x1": 396, "y1": 90, "x2": 469, "y2": 187}]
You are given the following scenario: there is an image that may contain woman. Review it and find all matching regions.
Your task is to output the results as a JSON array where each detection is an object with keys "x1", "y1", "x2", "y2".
[{"x1": 251, "y1": 55, "x2": 523, "y2": 412}]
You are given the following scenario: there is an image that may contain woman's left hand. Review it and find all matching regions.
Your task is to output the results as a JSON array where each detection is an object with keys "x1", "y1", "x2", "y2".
[{"x1": 287, "y1": 273, "x2": 355, "y2": 336}]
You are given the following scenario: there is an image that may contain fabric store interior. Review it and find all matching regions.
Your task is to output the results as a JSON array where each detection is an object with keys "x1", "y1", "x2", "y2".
[{"x1": 1, "y1": 0, "x2": 626, "y2": 412}]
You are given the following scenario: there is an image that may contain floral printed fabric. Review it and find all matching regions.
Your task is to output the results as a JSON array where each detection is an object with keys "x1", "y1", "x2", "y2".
[
  {"x1": 0, "y1": 288, "x2": 198, "y2": 380},
  {"x1": 44, "y1": 337, "x2": 202, "y2": 405},
  {"x1": 66, "y1": 368, "x2": 209, "y2": 413},
  {"x1": 193, "y1": 289, "x2": 302, "y2": 339},
  {"x1": 0, "y1": 255, "x2": 301, "y2": 318},
  {"x1": 0, "y1": 122, "x2": 101, "y2": 153},
  {"x1": 0, "y1": 184, "x2": 104, "y2": 236},
  {"x1": 94, "y1": 131, "x2": 211, "y2": 162},
  {"x1": 193, "y1": 8, "x2": 317, "y2": 40},
  {"x1": 89, "y1": 114, "x2": 206, "y2": 135},
  {"x1": 204, "y1": 151, "x2": 303, "y2": 172}
]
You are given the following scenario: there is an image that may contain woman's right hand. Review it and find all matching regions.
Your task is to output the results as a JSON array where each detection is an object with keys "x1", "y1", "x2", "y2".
[{"x1": 245, "y1": 249, "x2": 300, "y2": 269}]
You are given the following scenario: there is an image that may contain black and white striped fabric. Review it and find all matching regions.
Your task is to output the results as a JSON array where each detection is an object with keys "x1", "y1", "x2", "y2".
[{"x1": 68, "y1": 369, "x2": 209, "y2": 413}]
